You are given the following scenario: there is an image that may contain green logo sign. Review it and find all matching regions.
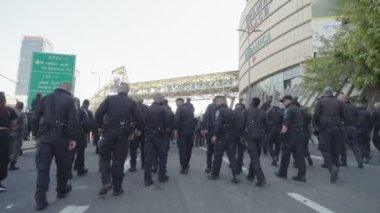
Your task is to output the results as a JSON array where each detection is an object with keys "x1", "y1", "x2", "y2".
[
  {"x1": 244, "y1": 32, "x2": 272, "y2": 61},
  {"x1": 27, "y1": 52, "x2": 76, "y2": 107}
]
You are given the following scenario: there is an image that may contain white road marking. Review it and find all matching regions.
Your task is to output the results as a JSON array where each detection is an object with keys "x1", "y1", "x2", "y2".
[
  {"x1": 311, "y1": 155, "x2": 324, "y2": 160},
  {"x1": 5, "y1": 204, "x2": 13, "y2": 209},
  {"x1": 200, "y1": 147, "x2": 248, "y2": 174},
  {"x1": 59, "y1": 205, "x2": 90, "y2": 213},
  {"x1": 73, "y1": 185, "x2": 88, "y2": 190},
  {"x1": 23, "y1": 149, "x2": 36, "y2": 154},
  {"x1": 287, "y1": 193, "x2": 335, "y2": 213},
  {"x1": 124, "y1": 157, "x2": 131, "y2": 173}
]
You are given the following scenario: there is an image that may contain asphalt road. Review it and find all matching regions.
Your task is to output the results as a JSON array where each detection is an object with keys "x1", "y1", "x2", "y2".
[{"x1": 1, "y1": 141, "x2": 380, "y2": 213}]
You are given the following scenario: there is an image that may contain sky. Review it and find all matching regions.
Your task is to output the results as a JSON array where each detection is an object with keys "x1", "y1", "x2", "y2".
[{"x1": 0, "y1": 0, "x2": 246, "y2": 101}]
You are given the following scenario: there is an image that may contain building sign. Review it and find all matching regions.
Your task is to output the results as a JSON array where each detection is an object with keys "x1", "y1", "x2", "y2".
[
  {"x1": 245, "y1": 0, "x2": 272, "y2": 33},
  {"x1": 28, "y1": 52, "x2": 76, "y2": 106},
  {"x1": 244, "y1": 32, "x2": 272, "y2": 60}
]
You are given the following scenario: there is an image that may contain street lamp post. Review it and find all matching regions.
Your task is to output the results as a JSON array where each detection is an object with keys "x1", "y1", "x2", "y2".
[
  {"x1": 237, "y1": 29, "x2": 262, "y2": 103},
  {"x1": 90, "y1": 71, "x2": 101, "y2": 93}
]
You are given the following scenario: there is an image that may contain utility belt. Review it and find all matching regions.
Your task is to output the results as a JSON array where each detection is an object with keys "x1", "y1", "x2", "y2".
[
  {"x1": 38, "y1": 122, "x2": 69, "y2": 138},
  {"x1": 146, "y1": 127, "x2": 168, "y2": 142},
  {"x1": 120, "y1": 121, "x2": 135, "y2": 135}
]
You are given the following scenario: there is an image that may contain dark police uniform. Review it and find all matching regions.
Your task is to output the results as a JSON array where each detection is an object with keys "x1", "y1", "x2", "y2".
[
  {"x1": 73, "y1": 106, "x2": 90, "y2": 175},
  {"x1": 174, "y1": 102, "x2": 195, "y2": 173},
  {"x1": 243, "y1": 105, "x2": 267, "y2": 186},
  {"x1": 341, "y1": 101, "x2": 363, "y2": 167},
  {"x1": 233, "y1": 104, "x2": 245, "y2": 174},
  {"x1": 313, "y1": 95, "x2": 343, "y2": 181},
  {"x1": 372, "y1": 107, "x2": 380, "y2": 154},
  {"x1": 356, "y1": 106, "x2": 371, "y2": 162},
  {"x1": 0, "y1": 106, "x2": 17, "y2": 184},
  {"x1": 301, "y1": 109, "x2": 314, "y2": 166},
  {"x1": 209, "y1": 104, "x2": 239, "y2": 181},
  {"x1": 95, "y1": 92, "x2": 143, "y2": 193},
  {"x1": 277, "y1": 103, "x2": 306, "y2": 180},
  {"x1": 202, "y1": 102, "x2": 218, "y2": 171},
  {"x1": 144, "y1": 102, "x2": 170, "y2": 185},
  {"x1": 32, "y1": 88, "x2": 80, "y2": 206},
  {"x1": 265, "y1": 106, "x2": 283, "y2": 165},
  {"x1": 129, "y1": 102, "x2": 148, "y2": 170}
]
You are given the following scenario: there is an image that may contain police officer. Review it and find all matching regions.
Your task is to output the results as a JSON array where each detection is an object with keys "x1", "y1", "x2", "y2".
[
  {"x1": 81, "y1": 99, "x2": 97, "y2": 154},
  {"x1": 356, "y1": 102, "x2": 372, "y2": 164},
  {"x1": 32, "y1": 82, "x2": 79, "y2": 211},
  {"x1": 301, "y1": 107, "x2": 314, "y2": 166},
  {"x1": 338, "y1": 95, "x2": 363, "y2": 168},
  {"x1": 72, "y1": 98, "x2": 90, "y2": 177},
  {"x1": 275, "y1": 95, "x2": 306, "y2": 182},
  {"x1": 207, "y1": 96, "x2": 240, "y2": 183},
  {"x1": 95, "y1": 83, "x2": 143, "y2": 196},
  {"x1": 163, "y1": 99, "x2": 175, "y2": 150},
  {"x1": 9, "y1": 101, "x2": 28, "y2": 170},
  {"x1": 174, "y1": 98, "x2": 195, "y2": 174},
  {"x1": 243, "y1": 97, "x2": 267, "y2": 187},
  {"x1": 313, "y1": 87, "x2": 343, "y2": 183},
  {"x1": 202, "y1": 98, "x2": 218, "y2": 174},
  {"x1": 265, "y1": 102, "x2": 283, "y2": 166},
  {"x1": 372, "y1": 102, "x2": 380, "y2": 159},
  {"x1": 0, "y1": 92, "x2": 18, "y2": 193},
  {"x1": 129, "y1": 98, "x2": 148, "y2": 172},
  {"x1": 144, "y1": 93, "x2": 170, "y2": 186},
  {"x1": 233, "y1": 103, "x2": 245, "y2": 175}
]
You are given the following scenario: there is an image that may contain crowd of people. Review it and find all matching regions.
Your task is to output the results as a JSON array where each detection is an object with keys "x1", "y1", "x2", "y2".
[{"x1": 0, "y1": 83, "x2": 379, "y2": 211}]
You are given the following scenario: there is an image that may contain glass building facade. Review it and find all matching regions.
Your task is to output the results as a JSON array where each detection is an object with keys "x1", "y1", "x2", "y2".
[
  {"x1": 239, "y1": 0, "x2": 340, "y2": 106},
  {"x1": 15, "y1": 36, "x2": 53, "y2": 95}
]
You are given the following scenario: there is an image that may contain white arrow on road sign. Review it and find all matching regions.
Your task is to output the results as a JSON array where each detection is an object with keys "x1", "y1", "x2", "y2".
[{"x1": 35, "y1": 60, "x2": 44, "y2": 65}]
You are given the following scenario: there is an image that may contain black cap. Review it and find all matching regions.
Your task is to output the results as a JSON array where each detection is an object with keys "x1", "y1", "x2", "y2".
[{"x1": 280, "y1": 95, "x2": 293, "y2": 102}]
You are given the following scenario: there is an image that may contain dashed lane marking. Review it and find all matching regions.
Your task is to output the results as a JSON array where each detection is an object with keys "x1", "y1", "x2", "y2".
[
  {"x1": 59, "y1": 205, "x2": 90, "y2": 213},
  {"x1": 5, "y1": 204, "x2": 13, "y2": 209},
  {"x1": 73, "y1": 185, "x2": 88, "y2": 190},
  {"x1": 311, "y1": 155, "x2": 324, "y2": 160},
  {"x1": 124, "y1": 157, "x2": 131, "y2": 173},
  {"x1": 287, "y1": 192, "x2": 335, "y2": 213}
]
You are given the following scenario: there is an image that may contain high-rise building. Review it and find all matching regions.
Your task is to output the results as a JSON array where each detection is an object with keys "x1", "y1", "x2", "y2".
[{"x1": 15, "y1": 36, "x2": 53, "y2": 95}]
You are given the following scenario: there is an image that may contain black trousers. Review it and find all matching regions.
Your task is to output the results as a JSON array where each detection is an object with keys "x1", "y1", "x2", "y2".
[
  {"x1": 303, "y1": 131, "x2": 312, "y2": 159},
  {"x1": 177, "y1": 128, "x2": 194, "y2": 170},
  {"x1": 211, "y1": 134, "x2": 238, "y2": 176},
  {"x1": 373, "y1": 127, "x2": 380, "y2": 152},
  {"x1": 130, "y1": 133, "x2": 145, "y2": 168},
  {"x1": 320, "y1": 126, "x2": 341, "y2": 171},
  {"x1": 99, "y1": 129, "x2": 129, "y2": 190},
  {"x1": 206, "y1": 130, "x2": 214, "y2": 168},
  {"x1": 357, "y1": 129, "x2": 371, "y2": 159},
  {"x1": 144, "y1": 136, "x2": 168, "y2": 182},
  {"x1": 341, "y1": 127, "x2": 363, "y2": 165},
  {"x1": 0, "y1": 130, "x2": 11, "y2": 182},
  {"x1": 265, "y1": 127, "x2": 281, "y2": 160},
  {"x1": 247, "y1": 136, "x2": 266, "y2": 181},
  {"x1": 74, "y1": 136, "x2": 87, "y2": 171},
  {"x1": 35, "y1": 136, "x2": 71, "y2": 203},
  {"x1": 278, "y1": 132, "x2": 306, "y2": 177},
  {"x1": 236, "y1": 137, "x2": 246, "y2": 174}
]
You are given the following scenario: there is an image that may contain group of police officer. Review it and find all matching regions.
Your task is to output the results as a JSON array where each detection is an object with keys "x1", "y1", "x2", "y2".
[{"x1": 28, "y1": 82, "x2": 380, "y2": 211}]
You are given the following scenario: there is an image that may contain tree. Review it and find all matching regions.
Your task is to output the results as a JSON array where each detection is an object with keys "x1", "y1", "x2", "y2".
[{"x1": 303, "y1": 0, "x2": 380, "y2": 101}]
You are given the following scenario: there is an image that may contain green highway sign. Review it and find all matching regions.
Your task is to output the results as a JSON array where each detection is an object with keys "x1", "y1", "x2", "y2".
[{"x1": 27, "y1": 52, "x2": 76, "y2": 107}]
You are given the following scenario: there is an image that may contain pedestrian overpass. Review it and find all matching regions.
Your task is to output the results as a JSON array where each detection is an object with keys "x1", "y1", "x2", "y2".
[{"x1": 89, "y1": 69, "x2": 239, "y2": 111}]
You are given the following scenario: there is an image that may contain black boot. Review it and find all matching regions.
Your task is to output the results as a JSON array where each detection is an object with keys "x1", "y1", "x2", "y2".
[
  {"x1": 98, "y1": 183, "x2": 112, "y2": 196},
  {"x1": 9, "y1": 162, "x2": 19, "y2": 171},
  {"x1": 57, "y1": 184, "x2": 72, "y2": 199},
  {"x1": 35, "y1": 200, "x2": 48, "y2": 211},
  {"x1": 77, "y1": 169, "x2": 88, "y2": 176}
]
